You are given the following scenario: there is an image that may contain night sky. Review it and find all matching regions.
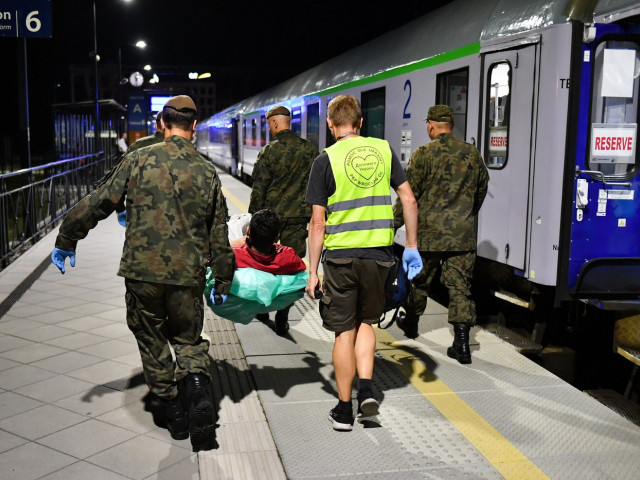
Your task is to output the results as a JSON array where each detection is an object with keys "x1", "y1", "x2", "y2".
[{"x1": 1, "y1": 0, "x2": 452, "y2": 160}]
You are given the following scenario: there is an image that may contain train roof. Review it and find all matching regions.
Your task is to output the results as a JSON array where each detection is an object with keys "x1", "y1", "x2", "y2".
[{"x1": 227, "y1": 0, "x2": 640, "y2": 117}]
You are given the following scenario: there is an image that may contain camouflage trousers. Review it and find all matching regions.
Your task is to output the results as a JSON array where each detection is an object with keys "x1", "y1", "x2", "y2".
[
  {"x1": 279, "y1": 220, "x2": 308, "y2": 258},
  {"x1": 405, "y1": 251, "x2": 476, "y2": 325},
  {"x1": 125, "y1": 278, "x2": 211, "y2": 400}
]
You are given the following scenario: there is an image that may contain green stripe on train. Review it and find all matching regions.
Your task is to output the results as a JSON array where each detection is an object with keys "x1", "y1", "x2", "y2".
[
  {"x1": 242, "y1": 42, "x2": 480, "y2": 116},
  {"x1": 306, "y1": 42, "x2": 481, "y2": 99}
]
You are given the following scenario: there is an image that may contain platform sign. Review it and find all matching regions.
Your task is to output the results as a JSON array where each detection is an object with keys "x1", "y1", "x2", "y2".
[
  {"x1": 0, "y1": 0, "x2": 52, "y2": 38},
  {"x1": 128, "y1": 92, "x2": 148, "y2": 140}
]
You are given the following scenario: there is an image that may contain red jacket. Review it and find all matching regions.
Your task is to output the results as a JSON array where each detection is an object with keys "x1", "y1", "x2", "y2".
[{"x1": 233, "y1": 242, "x2": 306, "y2": 275}]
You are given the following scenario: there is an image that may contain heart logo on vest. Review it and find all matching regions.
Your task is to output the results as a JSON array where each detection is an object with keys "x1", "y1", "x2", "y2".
[
  {"x1": 345, "y1": 146, "x2": 385, "y2": 188},
  {"x1": 351, "y1": 155, "x2": 380, "y2": 180}
]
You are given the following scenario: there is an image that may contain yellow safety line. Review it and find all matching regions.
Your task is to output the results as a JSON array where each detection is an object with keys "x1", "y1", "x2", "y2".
[
  {"x1": 375, "y1": 328, "x2": 550, "y2": 480},
  {"x1": 221, "y1": 186, "x2": 248, "y2": 214}
]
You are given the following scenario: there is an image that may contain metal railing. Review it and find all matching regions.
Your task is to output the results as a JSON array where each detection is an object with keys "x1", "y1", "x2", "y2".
[{"x1": 0, "y1": 152, "x2": 118, "y2": 269}]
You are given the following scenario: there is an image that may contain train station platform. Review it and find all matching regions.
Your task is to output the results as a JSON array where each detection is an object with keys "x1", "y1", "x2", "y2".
[{"x1": 1, "y1": 170, "x2": 640, "y2": 479}]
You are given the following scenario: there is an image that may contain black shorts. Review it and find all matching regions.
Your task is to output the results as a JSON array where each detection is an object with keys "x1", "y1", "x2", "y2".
[{"x1": 319, "y1": 257, "x2": 394, "y2": 332}]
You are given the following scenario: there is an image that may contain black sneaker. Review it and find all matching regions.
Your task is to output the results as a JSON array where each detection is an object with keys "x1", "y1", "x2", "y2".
[
  {"x1": 328, "y1": 406, "x2": 354, "y2": 431},
  {"x1": 357, "y1": 390, "x2": 380, "y2": 417}
]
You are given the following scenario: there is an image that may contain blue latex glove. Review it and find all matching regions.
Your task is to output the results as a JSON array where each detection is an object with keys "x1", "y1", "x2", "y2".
[
  {"x1": 117, "y1": 210, "x2": 126, "y2": 227},
  {"x1": 402, "y1": 247, "x2": 423, "y2": 281},
  {"x1": 210, "y1": 289, "x2": 228, "y2": 305},
  {"x1": 51, "y1": 248, "x2": 76, "y2": 274}
]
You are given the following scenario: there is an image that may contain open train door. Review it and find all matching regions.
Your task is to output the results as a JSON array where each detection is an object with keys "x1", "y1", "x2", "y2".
[
  {"x1": 478, "y1": 45, "x2": 538, "y2": 271},
  {"x1": 559, "y1": 19, "x2": 640, "y2": 303}
]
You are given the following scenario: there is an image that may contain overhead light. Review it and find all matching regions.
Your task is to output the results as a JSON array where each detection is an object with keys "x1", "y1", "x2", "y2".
[
  {"x1": 143, "y1": 64, "x2": 151, "y2": 71},
  {"x1": 149, "y1": 73, "x2": 159, "y2": 84},
  {"x1": 197, "y1": 72, "x2": 211, "y2": 79},
  {"x1": 188, "y1": 72, "x2": 198, "y2": 79},
  {"x1": 135, "y1": 40, "x2": 147, "y2": 49}
]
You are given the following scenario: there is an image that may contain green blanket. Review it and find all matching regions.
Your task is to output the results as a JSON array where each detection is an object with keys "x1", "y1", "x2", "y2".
[{"x1": 204, "y1": 267, "x2": 308, "y2": 324}]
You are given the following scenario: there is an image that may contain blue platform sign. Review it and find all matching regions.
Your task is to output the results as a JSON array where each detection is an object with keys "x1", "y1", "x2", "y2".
[
  {"x1": 0, "y1": 0, "x2": 52, "y2": 38},
  {"x1": 128, "y1": 93, "x2": 148, "y2": 129}
]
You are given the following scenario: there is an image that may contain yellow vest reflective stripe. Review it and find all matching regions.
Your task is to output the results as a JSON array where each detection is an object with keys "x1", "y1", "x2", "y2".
[{"x1": 324, "y1": 137, "x2": 394, "y2": 250}]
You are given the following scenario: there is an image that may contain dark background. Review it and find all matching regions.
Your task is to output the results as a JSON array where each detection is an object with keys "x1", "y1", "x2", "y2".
[{"x1": 0, "y1": 0, "x2": 451, "y2": 163}]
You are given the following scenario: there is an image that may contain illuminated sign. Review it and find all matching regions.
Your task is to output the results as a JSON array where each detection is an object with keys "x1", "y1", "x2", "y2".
[{"x1": 0, "y1": 0, "x2": 52, "y2": 38}]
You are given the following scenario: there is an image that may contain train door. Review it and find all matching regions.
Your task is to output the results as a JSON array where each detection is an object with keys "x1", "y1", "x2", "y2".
[
  {"x1": 478, "y1": 46, "x2": 537, "y2": 270},
  {"x1": 564, "y1": 25, "x2": 640, "y2": 298},
  {"x1": 231, "y1": 117, "x2": 239, "y2": 176}
]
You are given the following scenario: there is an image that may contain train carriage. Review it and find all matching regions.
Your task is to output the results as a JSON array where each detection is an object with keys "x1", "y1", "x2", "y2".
[{"x1": 197, "y1": 0, "x2": 640, "y2": 351}]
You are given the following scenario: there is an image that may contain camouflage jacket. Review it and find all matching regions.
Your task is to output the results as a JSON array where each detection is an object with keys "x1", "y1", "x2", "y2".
[
  {"x1": 393, "y1": 133, "x2": 489, "y2": 251},
  {"x1": 248, "y1": 129, "x2": 318, "y2": 224},
  {"x1": 56, "y1": 135, "x2": 236, "y2": 292},
  {"x1": 128, "y1": 131, "x2": 165, "y2": 153}
]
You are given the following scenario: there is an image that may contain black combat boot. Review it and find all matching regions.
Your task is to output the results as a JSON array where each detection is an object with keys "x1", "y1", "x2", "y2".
[
  {"x1": 396, "y1": 311, "x2": 419, "y2": 339},
  {"x1": 275, "y1": 306, "x2": 290, "y2": 336},
  {"x1": 447, "y1": 323, "x2": 472, "y2": 364},
  {"x1": 163, "y1": 396, "x2": 189, "y2": 440},
  {"x1": 182, "y1": 373, "x2": 216, "y2": 451}
]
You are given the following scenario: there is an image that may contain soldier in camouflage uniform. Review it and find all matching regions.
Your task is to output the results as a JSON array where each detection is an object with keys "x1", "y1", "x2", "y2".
[
  {"x1": 393, "y1": 105, "x2": 489, "y2": 364},
  {"x1": 127, "y1": 111, "x2": 165, "y2": 153},
  {"x1": 249, "y1": 105, "x2": 318, "y2": 335},
  {"x1": 51, "y1": 96, "x2": 235, "y2": 451}
]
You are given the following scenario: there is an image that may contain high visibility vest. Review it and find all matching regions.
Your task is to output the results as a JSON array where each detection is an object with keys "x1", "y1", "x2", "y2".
[{"x1": 324, "y1": 136, "x2": 394, "y2": 250}]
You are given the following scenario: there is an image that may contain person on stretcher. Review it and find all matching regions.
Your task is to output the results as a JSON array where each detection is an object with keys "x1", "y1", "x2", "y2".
[
  {"x1": 205, "y1": 209, "x2": 308, "y2": 325},
  {"x1": 230, "y1": 209, "x2": 306, "y2": 275}
]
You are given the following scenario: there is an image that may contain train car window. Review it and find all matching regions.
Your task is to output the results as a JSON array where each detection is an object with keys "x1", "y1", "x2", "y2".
[
  {"x1": 291, "y1": 107, "x2": 302, "y2": 135},
  {"x1": 589, "y1": 40, "x2": 640, "y2": 178},
  {"x1": 307, "y1": 102, "x2": 320, "y2": 150},
  {"x1": 436, "y1": 68, "x2": 468, "y2": 140},
  {"x1": 260, "y1": 115, "x2": 267, "y2": 147},
  {"x1": 243, "y1": 119, "x2": 247, "y2": 146},
  {"x1": 325, "y1": 98, "x2": 336, "y2": 148},
  {"x1": 251, "y1": 118, "x2": 257, "y2": 147},
  {"x1": 485, "y1": 62, "x2": 511, "y2": 169},
  {"x1": 361, "y1": 87, "x2": 386, "y2": 139}
]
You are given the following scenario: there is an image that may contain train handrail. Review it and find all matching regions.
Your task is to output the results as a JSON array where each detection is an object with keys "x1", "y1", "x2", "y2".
[{"x1": 575, "y1": 166, "x2": 632, "y2": 187}]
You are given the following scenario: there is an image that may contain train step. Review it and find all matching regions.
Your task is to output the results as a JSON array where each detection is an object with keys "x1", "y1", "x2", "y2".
[
  {"x1": 480, "y1": 322, "x2": 543, "y2": 355},
  {"x1": 584, "y1": 389, "x2": 640, "y2": 427}
]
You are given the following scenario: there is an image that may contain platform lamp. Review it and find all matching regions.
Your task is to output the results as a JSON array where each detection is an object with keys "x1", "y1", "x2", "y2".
[{"x1": 118, "y1": 40, "x2": 147, "y2": 86}]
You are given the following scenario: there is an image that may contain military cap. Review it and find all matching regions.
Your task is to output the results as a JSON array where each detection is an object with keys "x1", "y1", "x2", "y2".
[
  {"x1": 266, "y1": 106, "x2": 290, "y2": 119},
  {"x1": 163, "y1": 95, "x2": 197, "y2": 113},
  {"x1": 425, "y1": 104, "x2": 453, "y2": 122}
]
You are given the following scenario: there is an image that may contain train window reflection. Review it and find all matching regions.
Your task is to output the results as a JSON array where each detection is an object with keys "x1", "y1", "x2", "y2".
[
  {"x1": 589, "y1": 40, "x2": 640, "y2": 178},
  {"x1": 325, "y1": 97, "x2": 335, "y2": 148},
  {"x1": 436, "y1": 67, "x2": 468, "y2": 140},
  {"x1": 307, "y1": 102, "x2": 320, "y2": 150},
  {"x1": 291, "y1": 107, "x2": 302, "y2": 136},
  {"x1": 260, "y1": 115, "x2": 267, "y2": 147},
  {"x1": 361, "y1": 87, "x2": 386, "y2": 139},
  {"x1": 243, "y1": 120, "x2": 247, "y2": 146},
  {"x1": 251, "y1": 118, "x2": 257, "y2": 147},
  {"x1": 485, "y1": 62, "x2": 511, "y2": 169}
]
